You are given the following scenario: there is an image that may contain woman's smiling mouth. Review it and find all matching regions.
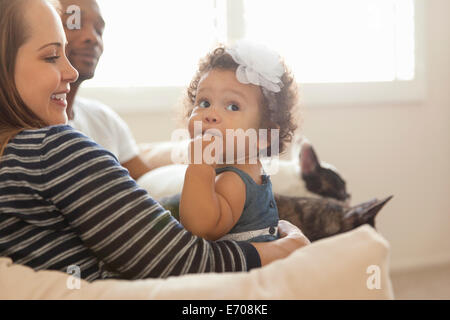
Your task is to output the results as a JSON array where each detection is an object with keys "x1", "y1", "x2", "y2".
[{"x1": 50, "y1": 92, "x2": 68, "y2": 107}]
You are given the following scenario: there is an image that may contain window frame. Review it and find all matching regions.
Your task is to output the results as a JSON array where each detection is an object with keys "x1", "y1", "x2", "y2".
[{"x1": 79, "y1": 0, "x2": 426, "y2": 113}]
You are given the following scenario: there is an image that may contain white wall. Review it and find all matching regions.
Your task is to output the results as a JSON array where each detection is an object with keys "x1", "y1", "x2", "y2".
[{"x1": 111, "y1": 0, "x2": 450, "y2": 272}]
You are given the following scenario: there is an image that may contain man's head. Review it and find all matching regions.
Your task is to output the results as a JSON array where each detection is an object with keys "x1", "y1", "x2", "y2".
[{"x1": 59, "y1": 0, "x2": 104, "y2": 83}]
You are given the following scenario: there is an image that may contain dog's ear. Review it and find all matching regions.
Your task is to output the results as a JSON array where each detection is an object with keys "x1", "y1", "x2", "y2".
[
  {"x1": 343, "y1": 196, "x2": 393, "y2": 229},
  {"x1": 300, "y1": 140, "x2": 320, "y2": 175}
]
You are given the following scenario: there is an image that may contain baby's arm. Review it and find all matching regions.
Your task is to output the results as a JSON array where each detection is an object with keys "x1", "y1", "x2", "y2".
[{"x1": 180, "y1": 164, "x2": 245, "y2": 241}]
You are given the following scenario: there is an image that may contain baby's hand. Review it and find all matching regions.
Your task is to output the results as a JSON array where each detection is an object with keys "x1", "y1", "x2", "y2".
[{"x1": 188, "y1": 132, "x2": 224, "y2": 167}]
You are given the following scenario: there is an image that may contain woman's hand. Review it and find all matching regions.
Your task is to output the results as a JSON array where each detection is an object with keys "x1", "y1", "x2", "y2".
[
  {"x1": 277, "y1": 220, "x2": 310, "y2": 244},
  {"x1": 251, "y1": 220, "x2": 310, "y2": 266}
]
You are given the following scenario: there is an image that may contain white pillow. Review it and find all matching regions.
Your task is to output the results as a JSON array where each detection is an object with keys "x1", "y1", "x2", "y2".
[{"x1": 0, "y1": 225, "x2": 393, "y2": 300}]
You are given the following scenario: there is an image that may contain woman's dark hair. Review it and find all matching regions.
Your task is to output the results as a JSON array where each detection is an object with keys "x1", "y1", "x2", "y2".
[{"x1": 0, "y1": 0, "x2": 49, "y2": 157}]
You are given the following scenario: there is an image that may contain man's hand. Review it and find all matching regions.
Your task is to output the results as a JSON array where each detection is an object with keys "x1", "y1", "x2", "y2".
[{"x1": 121, "y1": 155, "x2": 152, "y2": 180}]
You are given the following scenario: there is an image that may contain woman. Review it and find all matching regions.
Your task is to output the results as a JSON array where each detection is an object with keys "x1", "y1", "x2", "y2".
[{"x1": 0, "y1": 0, "x2": 309, "y2": 281}]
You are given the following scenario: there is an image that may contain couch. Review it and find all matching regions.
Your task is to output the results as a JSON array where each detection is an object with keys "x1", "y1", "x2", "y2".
[{"x1": 0, "y1": 225, "x2": 394, "y2": 300}]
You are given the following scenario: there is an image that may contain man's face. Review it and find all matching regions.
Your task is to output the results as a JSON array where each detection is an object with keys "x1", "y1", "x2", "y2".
[{"x1": 60, "y1": 0, "x2": 104, "y2": 82}]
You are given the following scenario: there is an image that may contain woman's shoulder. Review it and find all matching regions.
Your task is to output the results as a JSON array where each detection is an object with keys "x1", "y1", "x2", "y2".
[
  {"x1": 12, "y1": 125, "x2": 110, "y2": 157},
  {"x1": 8, "y1": 125, "x2": 77, "y2": 147},
  {"x1": 17, "y1": 124, "x2": 82, "y2": 139},
  {"x1": 12, "y1": 125, "x2": 88, "y2": 149},
  {"x1": 2, "y1": 126, "x2": 100, "y2": 170},
  {"x1": 7, "y1": 125, "x2": 119, "y2": 166}
]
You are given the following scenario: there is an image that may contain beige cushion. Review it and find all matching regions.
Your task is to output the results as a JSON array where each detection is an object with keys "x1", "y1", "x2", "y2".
[{"x1": 0, "y1": 225, "x2": 394, "y2": 300}]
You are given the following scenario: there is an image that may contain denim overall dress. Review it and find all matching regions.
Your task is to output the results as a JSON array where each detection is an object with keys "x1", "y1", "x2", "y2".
[{"x1": 215, "y1": 166, "x2": 279, "y2": 242}]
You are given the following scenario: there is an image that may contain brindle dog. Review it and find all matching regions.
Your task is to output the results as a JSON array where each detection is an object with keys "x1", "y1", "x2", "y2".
[
  {"x1": 158, "y1": 193, "x2": 392, "y2": 242},
  {"x1": 158, "y1": 142, "x2": 392, "y2": 242},
  {"x1": 274, "y1": 194, "x2": 392, "y2": 241}
]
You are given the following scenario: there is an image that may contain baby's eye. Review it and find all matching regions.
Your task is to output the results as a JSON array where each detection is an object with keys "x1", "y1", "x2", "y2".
[
  {"x1": 198, "y1": 100, "x2": 210, "y2": 108},
  {"x1": 226, "y1": 104, "x2": 240, "y2": 111}
]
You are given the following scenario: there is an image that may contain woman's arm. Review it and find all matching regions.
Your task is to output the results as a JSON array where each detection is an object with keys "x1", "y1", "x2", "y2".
[{"x1": 38, "y1": 126, "x2": 259, "y2": 278}]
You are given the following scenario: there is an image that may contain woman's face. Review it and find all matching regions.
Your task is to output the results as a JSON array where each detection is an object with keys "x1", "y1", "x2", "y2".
[{"x1": 14, "y1": 0, "x2": 79, "y2": 126}]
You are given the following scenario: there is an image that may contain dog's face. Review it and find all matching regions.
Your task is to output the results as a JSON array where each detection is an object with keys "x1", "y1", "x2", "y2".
[
  {"x1": 302, "y1": 167, "x2": 349, "y2": 202},
  {"x1": 299, "y1": 142, "x2": 351, "y2": 202}
]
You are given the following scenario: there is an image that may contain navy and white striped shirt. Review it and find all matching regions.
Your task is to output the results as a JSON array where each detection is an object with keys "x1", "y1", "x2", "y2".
[{"x1": 0, "y1": 125, "x2": 260, "y2": 281}]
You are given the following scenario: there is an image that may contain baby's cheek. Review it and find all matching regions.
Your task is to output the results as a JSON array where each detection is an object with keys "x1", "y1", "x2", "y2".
[
  {"x1": 187, "y1": 122, "x2": 194, "y2": 138},
  {"x1": 187, "y1": 116, "x2": 198, "y2": 138}
]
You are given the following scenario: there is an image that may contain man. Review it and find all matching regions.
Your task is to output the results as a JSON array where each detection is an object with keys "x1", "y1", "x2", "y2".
[{"x1": 60, "y1": 0, "x2": 162, "y2": 180}]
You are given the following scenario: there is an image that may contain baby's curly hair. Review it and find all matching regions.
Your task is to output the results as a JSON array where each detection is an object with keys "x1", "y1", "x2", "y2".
[{"x1": 183, "y1": 44, "x2": 300, "y2": 156}]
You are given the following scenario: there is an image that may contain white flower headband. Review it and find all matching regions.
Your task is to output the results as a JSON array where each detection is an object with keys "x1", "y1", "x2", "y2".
[{"x1": 225, "y1": 40, "x2": 285, "y2": 93}]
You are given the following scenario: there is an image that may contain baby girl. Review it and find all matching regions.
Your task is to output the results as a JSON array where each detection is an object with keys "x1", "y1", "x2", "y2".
[{"x1": 180, "y1": 41, "x2": 299, "y2": 242}]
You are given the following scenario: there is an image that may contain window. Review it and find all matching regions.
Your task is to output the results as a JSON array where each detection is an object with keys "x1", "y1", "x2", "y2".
[
  {"x1": 243, "y1": 0, "x2": 415, "y2": 83},
  {"x1": 89, "y1": 0, "x2": 219, "y2": 87},
  {"x1": 80, "y1": 0, "x2": 425, "y2": 111}
]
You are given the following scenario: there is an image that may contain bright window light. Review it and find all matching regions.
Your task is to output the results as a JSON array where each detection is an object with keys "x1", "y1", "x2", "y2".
[
  {"x1": 243, "y1": 0, "x2": 415, "y2": 83},
  {"x1": 88, "y1": 0, "x2": 218, "y2": 87},
  {"x1": 87, "y1": 0, "x2": 415, "y2": 87}
]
